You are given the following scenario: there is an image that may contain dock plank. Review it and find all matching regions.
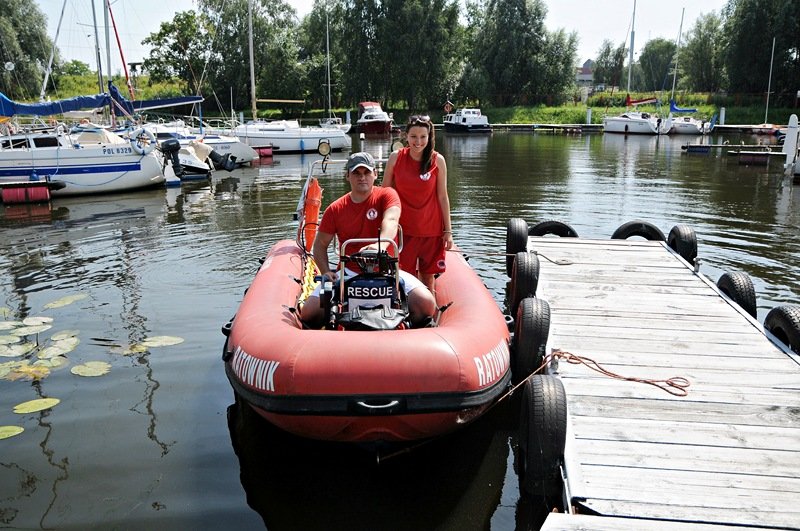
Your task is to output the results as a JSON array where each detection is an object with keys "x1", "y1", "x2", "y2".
[
  {"x1": 542, "y1": 513, "x2": 780, "y2": 531},
  {"x1": 529, "y1": 236, "x2": 800, "y2": 529}
]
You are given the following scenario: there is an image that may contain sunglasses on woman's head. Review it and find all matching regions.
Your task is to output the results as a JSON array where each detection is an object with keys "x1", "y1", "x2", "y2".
[{"x1": 409, "y1": 115, "x2": 431, "y2": 125}]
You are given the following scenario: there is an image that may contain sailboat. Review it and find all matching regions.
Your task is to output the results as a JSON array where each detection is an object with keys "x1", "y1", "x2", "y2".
[
  {"x1": 750, "y1": 37, "x2": 778, "y2": 135},
  {"x1": 232, "y1": 0, "x2": 351, "y2": 153},
  {"x1": 319, "y1": 4, "x2": 350, "y2": 133},
  {"x1": 602, "y1": 0, "x2": 670, "y2": 135},
  {"x1": 667, "y1": 9, "x2": 711, "y2": 135}
]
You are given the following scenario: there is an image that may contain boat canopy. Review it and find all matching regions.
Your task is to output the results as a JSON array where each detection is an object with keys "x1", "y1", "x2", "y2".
[
  {"x1": 0, "y1": 91, "x2": 108, "y2": 117},
  {"x1": 108, "y1": 82, "x2": 203, "y2": 116},
  {"x1": 0, "y1": 82, "x2": 203, "y2": 118},
  {"x1": 670, "y1": 99, "x2": 697, "y2": 113}
]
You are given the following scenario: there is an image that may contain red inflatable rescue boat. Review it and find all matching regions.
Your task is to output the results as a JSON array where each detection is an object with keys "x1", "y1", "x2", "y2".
[{"x1": 222, "y1": 159, "x2": 513, "y2": 443}]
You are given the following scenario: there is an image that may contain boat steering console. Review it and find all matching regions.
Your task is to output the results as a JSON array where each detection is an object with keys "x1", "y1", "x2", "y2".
[{"x1": 321, "y1": 238, "x2": 410, "y2": 331}]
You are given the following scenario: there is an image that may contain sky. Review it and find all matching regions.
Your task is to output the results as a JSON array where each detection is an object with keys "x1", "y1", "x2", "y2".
[{"x1": 35, "y1": 0, "x2": 729, "y2": 73}]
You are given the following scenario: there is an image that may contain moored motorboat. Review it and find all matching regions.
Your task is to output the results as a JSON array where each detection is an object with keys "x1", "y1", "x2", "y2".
[
  {"x1": 443, "y1": 108, "x2": 492, "y2": 133},
  {"x1": 356, "y1": 101, "x2": 393, "y2": 135},
  {"x1": 144, "y1": 120, "x2": 258, "y2": 166},
  {"x1": 222, "y1": 156, "x2": 527, "y2": 444}
]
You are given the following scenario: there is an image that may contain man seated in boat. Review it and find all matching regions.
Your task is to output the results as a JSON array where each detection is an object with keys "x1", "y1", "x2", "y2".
[{"x1": 302, "y1": 152, "x2": 437, "y2": 328}]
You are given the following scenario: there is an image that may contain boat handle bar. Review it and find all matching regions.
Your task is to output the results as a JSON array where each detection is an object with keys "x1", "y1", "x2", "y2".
[{"x1": 354, "y1": 400, "x2": 400, "y2": 410}]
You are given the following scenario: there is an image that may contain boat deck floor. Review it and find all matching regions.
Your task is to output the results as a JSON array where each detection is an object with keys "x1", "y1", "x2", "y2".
[{"x1": 528, "y1": 236, "x2": 800, "y2": 530}]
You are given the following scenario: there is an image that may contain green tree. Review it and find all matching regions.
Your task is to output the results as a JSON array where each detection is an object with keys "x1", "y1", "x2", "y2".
[
  {"x1": 680, "y1": 12, "x2": 724, "y2": 92},
  {"x1": 454, "y1": 0, "x2": 491, "y2": 104},
  {"x1": 0, "y1": 0, "x2": 54, "y2": 100},
  {"x1": 340, "y1": 0, "x2": 383, "y2": 105},
  {"x1": 58, "y1": 60, "x2": 92, "y2": 78},
  {"x1": 142, "y1": 11, "x2": 214, "y2": 94},
  {"x1": 199, "y1": 0, "x2": 303, "y2": 117},
  {"x1": 377, "y1": 0, "x2": 462, "y2": 110},
  {"x1": 298, "y1": 0, "x2": 359, "y2": 112},
  {"x1": 474, "y1": 0, "x2": 547, "y2": 105},
  {"x1": 593, "y1": 39, "x2": 626, "y2": 88},
  {"x1": 722, "y1": 0, "x2": 779, "y2": 95},
  {"x1": 638, "y1": 38, "x2": 675, "y2": 92},
  {"x1": 530, "y1": 28, "x2": 578, "y2": 104}
]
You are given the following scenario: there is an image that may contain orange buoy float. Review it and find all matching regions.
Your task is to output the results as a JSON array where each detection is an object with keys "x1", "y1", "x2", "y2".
[{"x1": 300, "y1": 177, "x2": 322, "y2": 252}]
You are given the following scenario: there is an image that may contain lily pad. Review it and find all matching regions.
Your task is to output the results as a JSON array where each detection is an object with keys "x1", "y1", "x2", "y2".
[
  {"x1": 13, "y1": 397, "x2": 61, "y2": 414},
  {"x1": 43, "y1": 337, "x2": 80, "y2": 357},
  {"x1": 5, "y1": 362, "x2": 50, "y2": 381},
  {"x1": 0, "y1": 321, "x2": 22, "y2": 331},
  {"x1": 33, "y1": 356, "x2": 68, "y2": 369},
  {"x1": 11, "y1": 324, "x2": 53, "y2": 336},
  {"x1": 71, "y1": 361, "x2": 111, "y2": 377},
  {"x1": 0, "y1": 335, "x2": 22, "y2": 345},
  {"x1": 22, "y1": 316, "x2": 54, "y2": 326},
  {"x1": 51, "y1": 330, "x2": 79, "y2": 341},
  {"x1": 0, "y1": 342, "x2": 36, "y2": 358},
  {"x1": 140, "y1": 336, "x2": 185, "y2": 347},
  {"x1": 43, "y1": 294, "x2": 88, "y2": 309},
  {"x1": 0, "y1": 360, "x2": 22, "y2": 378},
  {"x1": 0, "y1": 426, "x2": 24, "y2": 439}
]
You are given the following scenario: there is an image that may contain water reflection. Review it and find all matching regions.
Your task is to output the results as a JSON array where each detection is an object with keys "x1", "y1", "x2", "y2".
[{"x1": 227, "y1": 396, "x2": 552, "y2": 531}]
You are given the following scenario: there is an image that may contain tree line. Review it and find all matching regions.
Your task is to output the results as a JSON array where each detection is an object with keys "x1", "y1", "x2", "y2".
[{"x1": 1, "y1": 0, "x2": 799, "y2": 114}]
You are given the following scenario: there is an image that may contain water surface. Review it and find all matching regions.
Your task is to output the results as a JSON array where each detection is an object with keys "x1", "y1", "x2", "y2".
[{"x1": 1, "y1": 131, "x2": 797, "y2": 530}]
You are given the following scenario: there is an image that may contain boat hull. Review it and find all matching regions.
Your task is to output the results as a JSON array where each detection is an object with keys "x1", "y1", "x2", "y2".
[
  {"x1": 223, "y1": 240, "x2": 512, "y2": 443},
  {"x1": 0, "y1": 148, "x2": 165, "y2": 196},
  {"x1": 444, "y1": 123, "x2": 492, "y2": 134},
  {"x1": 669, "y1": 117, "x2": 708, "y2": 135},
  {"x1": 603, "y1": 115, "x2": 664, "y2": 134},
  {"x1": 357, "y1": 121, "x2": 393, "y2": 135},
  {"x1": 233, "y1": 121, "x2": 350, "y2": 153}
]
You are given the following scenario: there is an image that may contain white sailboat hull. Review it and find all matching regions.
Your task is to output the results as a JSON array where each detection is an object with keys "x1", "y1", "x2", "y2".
[
  {"x1": 603, "y1": 113, "x2": 667, "y2": 135},
  {"x1": 233, "y1": 120, "x2": 351, "y2": 153},
  {"x1": 1, "y1": 132, "x2": 165, "y2": 196}
]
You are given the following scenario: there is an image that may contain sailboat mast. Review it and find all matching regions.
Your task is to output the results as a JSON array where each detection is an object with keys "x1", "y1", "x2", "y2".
[
  {"x1": 765, "y1": 36, "x2": 776, "y2": 124},
  {"x1": 627, "y1": 0, "x2": 636, "y2": 93},
  {"x1": 90, "y1": 0, "x2": 104, "y2": 94},
  {"x1": 325, "y1": 3, "x2": 332, "y2": 118},
  {"x1": 248, "y1": 0, "x2": 257, "y2": 121},
  {"x1": 104, "y1": 0, "x2": 111, "y2": 89},
  {"x1": 670, "y1": 8, "x2": 685, "y2": 100},
  {"x1": 40, "y1": 0, "x2": 67, "y2": 101}
]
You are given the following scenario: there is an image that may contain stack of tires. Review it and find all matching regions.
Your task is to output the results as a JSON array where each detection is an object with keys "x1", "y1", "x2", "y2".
[{"x1": 506, "y1": 218, "x2": 567, "y2": 500}]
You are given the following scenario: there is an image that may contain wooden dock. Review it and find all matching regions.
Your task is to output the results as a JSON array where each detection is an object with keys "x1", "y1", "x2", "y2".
[{"x1": 527, "y1": 236, "x2": 800, "y2": 529}]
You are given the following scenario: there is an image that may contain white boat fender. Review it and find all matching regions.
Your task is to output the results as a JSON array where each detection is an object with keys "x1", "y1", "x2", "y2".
[{"x1": 130, "y1": 128, "x2": 156, "y2": 155}]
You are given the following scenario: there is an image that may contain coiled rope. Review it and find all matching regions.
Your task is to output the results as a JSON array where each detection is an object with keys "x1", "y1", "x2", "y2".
[{"x1": 546, "y1": 348, "x2": 691, "y2": 397}]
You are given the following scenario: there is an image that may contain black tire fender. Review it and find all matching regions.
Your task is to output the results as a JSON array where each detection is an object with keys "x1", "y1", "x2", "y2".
[
  {"x1": 611, "y1": 220, "x2": 666, "y2": 241},
  {"x1": 512, "y1": 297, "x2": 551, "y2": 383},
  {"x1": 506, "y1": 218, "x2": 529, "y2": 277},
  {"x1": 717, "y1": 272, "x2": 757, "y2": 318},
  {"x1": 763, "y1": 305, "x2": 800, "y2": 353},
  {"x1": 529, "y1": 220, "x2": 579, "y2": 238},
  {"x1": 667, "y1": 224, "x2": 698, "y2": 264},
  {"x1": 509, "y1": 252, "x2": 540, "y2": 317},
  {"x1": 519, "y1": 375, "x2": 567, "y2": 497}
]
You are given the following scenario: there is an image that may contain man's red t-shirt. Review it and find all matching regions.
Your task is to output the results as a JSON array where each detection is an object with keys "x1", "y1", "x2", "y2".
[{"x1": 318, "y1": 186, "x2": 401, "y2": 250}]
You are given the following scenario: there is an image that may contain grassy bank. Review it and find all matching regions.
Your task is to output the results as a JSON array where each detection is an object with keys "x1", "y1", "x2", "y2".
[{"x1": 297, "y1": 102, "x2": 798, "y2": 127}]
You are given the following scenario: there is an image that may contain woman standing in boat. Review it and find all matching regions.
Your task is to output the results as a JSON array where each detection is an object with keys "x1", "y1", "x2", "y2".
[
  {"x1": 302, "y1": 151, "x2": 436, "y2": 327},
  {"x1": 382, "y1": 115, "x2": 453, "y2": 292}
]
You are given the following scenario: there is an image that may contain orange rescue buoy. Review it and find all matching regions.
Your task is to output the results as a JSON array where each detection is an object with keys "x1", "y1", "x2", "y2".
[{"x1": 301, "y1": 177, "x2": 322, "y2": 252}]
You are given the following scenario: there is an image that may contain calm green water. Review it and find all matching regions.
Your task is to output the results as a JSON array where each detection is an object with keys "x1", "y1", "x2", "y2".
[{"x1": 1, "y1": 131, "x2": 797, "y2": 530}]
